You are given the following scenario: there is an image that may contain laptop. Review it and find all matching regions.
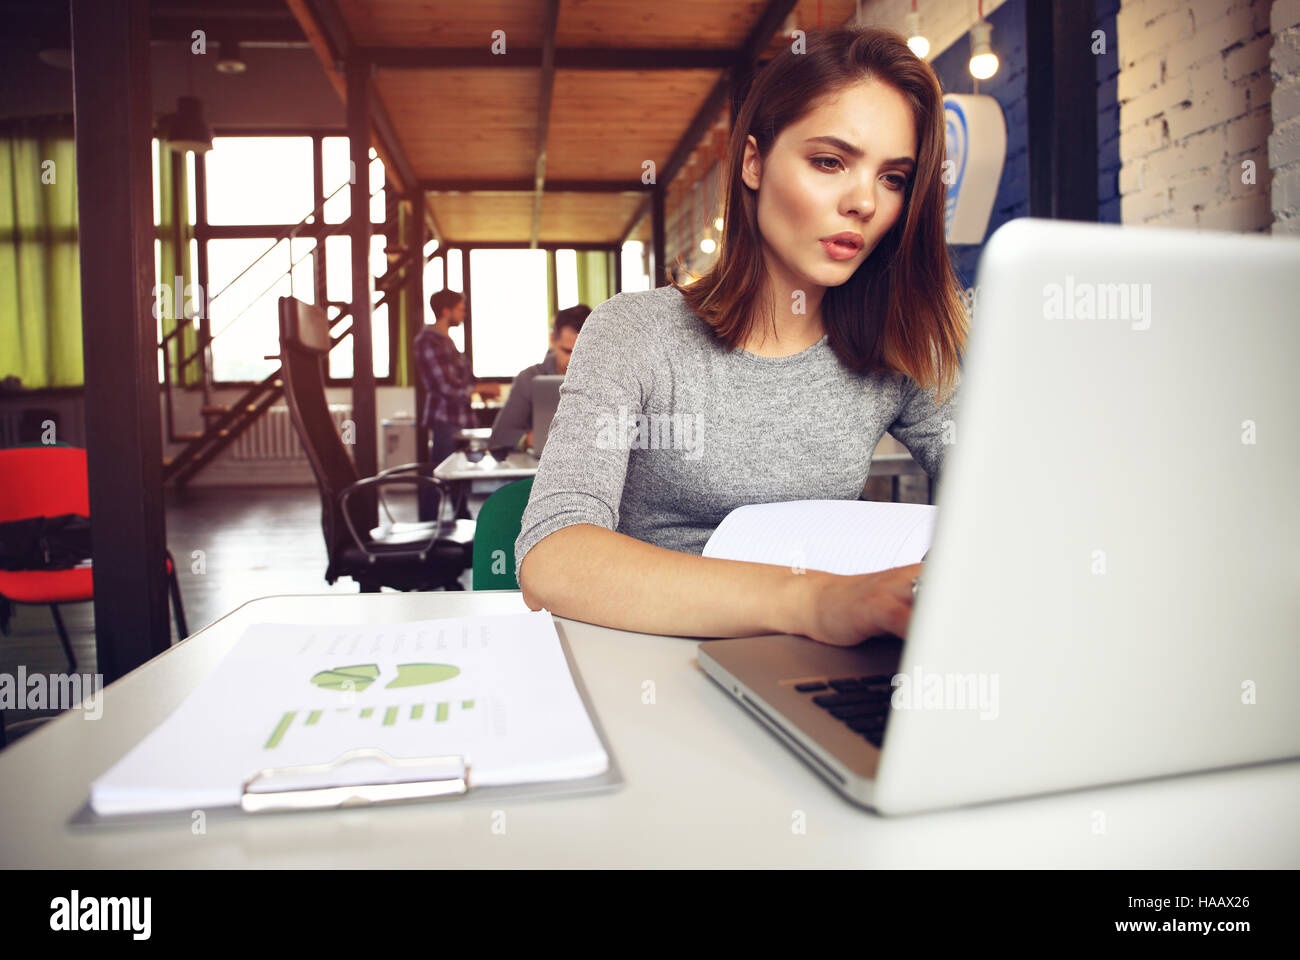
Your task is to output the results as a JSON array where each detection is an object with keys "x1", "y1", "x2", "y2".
[
  {"x1": 699, "y1": 218, "x2": 1300, "y2": 815},
  {"x1": 530, "y1": 374, "x2": 564, "y2": 455}
]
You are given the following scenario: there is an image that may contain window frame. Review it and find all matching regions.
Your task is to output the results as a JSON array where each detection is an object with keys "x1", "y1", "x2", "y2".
[{"x1": 194, "y1": 127, "x2": 399, "y2": 389}]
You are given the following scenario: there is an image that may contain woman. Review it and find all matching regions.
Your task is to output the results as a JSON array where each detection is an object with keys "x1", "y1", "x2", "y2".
[{"x1": 516, "y1": 26, "x2": 967, "y2": 647}]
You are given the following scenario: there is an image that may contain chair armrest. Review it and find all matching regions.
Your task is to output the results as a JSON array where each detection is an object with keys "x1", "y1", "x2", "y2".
[
  {"x1": 338, "y1": 474, "x2": 452, "y2": 563},
  {"x1": 373, "y1": 461, "x2": 443, "y2": 480},
  {"x1": 369, "y1": 462, "x2": 449, "y2": 525}
]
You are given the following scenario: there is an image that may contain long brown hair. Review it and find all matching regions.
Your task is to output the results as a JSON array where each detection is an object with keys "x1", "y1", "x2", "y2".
[{"x1": 672, "y1": 26, "x2": 966, "y2": 403}]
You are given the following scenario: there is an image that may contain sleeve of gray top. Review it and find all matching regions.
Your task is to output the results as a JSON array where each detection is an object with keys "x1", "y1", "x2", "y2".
[
  {"x1": 488, "y1": 366, "x2": 535, "y2": 447},
  {"x1": 887, "y1": 367, "x2": 961, "y2": 480},
  {"x1": 515, "y1": 295, "x2": 652, "y2": 574}
]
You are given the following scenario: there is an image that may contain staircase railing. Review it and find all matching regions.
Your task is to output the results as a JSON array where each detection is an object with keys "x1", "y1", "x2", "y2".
[{"x1": 160, "y1": 157, "x2": 427, "y2": 486}]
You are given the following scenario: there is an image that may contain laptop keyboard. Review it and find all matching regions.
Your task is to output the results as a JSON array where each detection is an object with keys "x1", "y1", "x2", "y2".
[{"x1": 793, "y1": 675, "x2": 893, "y2": 748}]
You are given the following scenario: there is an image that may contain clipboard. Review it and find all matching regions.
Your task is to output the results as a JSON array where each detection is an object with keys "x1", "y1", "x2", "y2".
[{"x1": 67, "y1": 618, "x2": 622, "y2": 828}]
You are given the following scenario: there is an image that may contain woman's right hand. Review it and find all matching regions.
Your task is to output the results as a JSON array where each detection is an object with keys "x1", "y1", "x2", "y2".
[{"x1": 794, "y1": 563, "x2": 923, "y2": 647}]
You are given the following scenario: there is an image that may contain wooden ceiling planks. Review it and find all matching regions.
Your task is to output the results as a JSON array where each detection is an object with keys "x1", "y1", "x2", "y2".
[
  {"x1": 757, "y1": 0, "x2": 859, "y2": 58},
  {"x1": 426, "y1": 190, "x2": 644, "y2": 244},
  {"x1": 340, "y1": 0, "x2": 768, "y2": 49},
  {"x1": 337, "y1": 0, "x2": 550, "y2": 47},
  {"x1": 539, "y1": 191, "x2": 645, "y2": 244},
  {"x1": 377, "y1": 69, "x2": 541, "y2": 181},
  {"x1": 546, "y1": 69, "x2": 720, "y2": 182},
  {"x1": 297, "y1": 0, "x2": 860, "y2": 245},
  {"x1": 555, "y1": 0, "x2": 768, "y2": 49},
  {"x1": 426, "y1": 192, "x2": 537, "y2": 242}
]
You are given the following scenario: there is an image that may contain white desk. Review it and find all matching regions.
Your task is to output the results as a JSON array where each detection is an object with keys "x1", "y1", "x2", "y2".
[
  {"x1": 433, "y1": 450, "x2": 540, "y2": 483},
  {"x1": 1, "y1": 590, "x2": 1296, "y2": 868}
]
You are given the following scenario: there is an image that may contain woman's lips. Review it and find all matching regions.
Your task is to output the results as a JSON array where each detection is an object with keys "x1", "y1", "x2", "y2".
[{"x1": 820, "y1": 238, "x2": 861, "y2": 261}]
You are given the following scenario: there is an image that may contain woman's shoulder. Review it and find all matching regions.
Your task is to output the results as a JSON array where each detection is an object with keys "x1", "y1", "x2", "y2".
[{"x1": 587, "y1": 285, "x2": 709, "y2": 347}]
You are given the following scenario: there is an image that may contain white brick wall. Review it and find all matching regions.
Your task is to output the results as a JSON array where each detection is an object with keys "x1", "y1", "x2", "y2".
[
  {"x1": 1117, "y1": 0, "x2": 1275, "y2": 231},
  {"x1": 1271, "y1": 0, "x2": 1300, "y2": 232}
]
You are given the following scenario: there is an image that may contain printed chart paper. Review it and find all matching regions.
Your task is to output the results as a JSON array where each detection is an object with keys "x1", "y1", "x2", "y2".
[{"x1": 90, "y1": 611, "x2": 608, "y2": 815}]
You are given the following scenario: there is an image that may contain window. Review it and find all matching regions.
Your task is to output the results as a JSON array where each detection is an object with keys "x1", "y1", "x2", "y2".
[
  {"x1": 621, "y1": 240, "x2": 651, "y2": 292},
  {"x1": 207, "y1": 237, "x2": 315, "y2": 382},
  {"x1": 467, "y1": 249, "x2": 549, "y2": 378},
  {"x1": 322, "y1": 138, "x2": 385, "y2": 224},
  {"x1": 325, "y1": 234, "x2": 390, "y2": 380},
  {"x1": 195, "y1": 134, "x2": 393, "y2": 385},
  {"x1": 438, "y1": 249, "x2": 465, "y2": 352},
  {"x1": 555, "y1": 248, "x2": 579, "y2": 308},
  {"x1": 204, "y1": 137, "x2": 314, "y2": 225}
]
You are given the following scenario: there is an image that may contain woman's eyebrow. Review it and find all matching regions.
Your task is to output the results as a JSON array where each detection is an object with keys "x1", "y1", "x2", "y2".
[{"x1": 804, "y1": 135, "x2": 915, "y2": 168}]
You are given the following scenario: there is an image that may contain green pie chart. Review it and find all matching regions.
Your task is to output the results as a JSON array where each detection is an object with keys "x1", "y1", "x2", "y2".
[
  {"x1": 310, "y1": 662, "x2": 460, "y2": 693},
  {"x1": 385, "y1": 663, "x2": 460, "y2": 688},
  {"x1": 310, "y1": 664, "x2": 380, "y2": 692}
]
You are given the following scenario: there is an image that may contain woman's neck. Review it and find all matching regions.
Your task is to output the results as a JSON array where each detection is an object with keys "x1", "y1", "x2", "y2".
[{"x1": 741, "y1": 274, "x2": 827, "y2": 357}]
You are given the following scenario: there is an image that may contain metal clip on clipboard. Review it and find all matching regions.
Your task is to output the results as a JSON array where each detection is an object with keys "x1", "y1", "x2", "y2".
[{"x1": 240, "y1": 748, "x2": 470, "y2": 814}]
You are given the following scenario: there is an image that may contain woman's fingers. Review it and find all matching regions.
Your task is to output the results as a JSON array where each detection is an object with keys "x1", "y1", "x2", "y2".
[{"x1": 876, "y1": 595, "x2": 912, "y2": 638}]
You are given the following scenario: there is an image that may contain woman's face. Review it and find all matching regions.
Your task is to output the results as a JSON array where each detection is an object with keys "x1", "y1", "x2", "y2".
[{"x1": 742, "y1": 77, "x2": 918, "y2": 295}]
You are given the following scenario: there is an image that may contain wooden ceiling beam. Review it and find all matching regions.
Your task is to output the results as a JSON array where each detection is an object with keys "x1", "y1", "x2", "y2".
[
  {"x1": 355, "y1": 47, "x2": 737, "y2": 70},
  {"x1": 423, "y1": 180, "x2": 643, "y2": 193},
  {"x1": 288, "y1": 0, "x2": 437, "y2": 242},
  {"x1": 529, "y1": 0, "x2": 560, "y2": 249},
  {"x1": 616, "y1": 0, "x2": 798, "y2": 247}
]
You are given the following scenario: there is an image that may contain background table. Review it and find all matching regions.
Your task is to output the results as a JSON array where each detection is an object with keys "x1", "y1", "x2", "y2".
[
  {"x1": 1, "y1": 590, "x2": 1296, "y2": 868},
  {"x1": 433, "y1": 452, "x2": 540, "y2": 509}
]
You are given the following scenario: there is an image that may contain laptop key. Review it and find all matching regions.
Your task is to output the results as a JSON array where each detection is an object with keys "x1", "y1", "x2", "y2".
[
  {"x1": 848, "y1": 715, "x2": 886, "y2": 733},
  {"x1": 829, "y1": 703, "x2": 889, "y2": 720},
  {"x1": 812, "y1": 691, "x2": 892, "y2": 708},
  {"x1": 860, "y1": 675, "x2": 894, "y2": 685},
  {"x1": 794, "y1": 682, "x2": 828, "y2": 693}
]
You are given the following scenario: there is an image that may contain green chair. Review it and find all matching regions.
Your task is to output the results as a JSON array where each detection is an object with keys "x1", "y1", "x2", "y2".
[{"x1": 471, "y1": 477, "x2": 535, "y2": 590}]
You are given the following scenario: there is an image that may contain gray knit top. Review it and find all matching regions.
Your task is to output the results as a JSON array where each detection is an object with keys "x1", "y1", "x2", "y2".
[{"x1": 515, "y1": 284, "x2": 959, "y2": 571}]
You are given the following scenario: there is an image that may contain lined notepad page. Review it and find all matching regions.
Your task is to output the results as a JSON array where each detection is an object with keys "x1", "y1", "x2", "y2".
[
  {"x1": 90, "y1": 610, "x2": 608, "y2": 815},
  {"x1": 701, "y1": 500, "x2": 937, "y2": 575}
]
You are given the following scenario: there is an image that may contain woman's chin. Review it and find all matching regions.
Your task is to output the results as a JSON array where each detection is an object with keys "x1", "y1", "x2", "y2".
[{"x1": 812, "y1": 262, "x2": 859, "y2": 286}]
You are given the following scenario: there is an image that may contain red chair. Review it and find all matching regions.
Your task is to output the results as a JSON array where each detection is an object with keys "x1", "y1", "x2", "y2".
[{"x1": 0, "y1": 446, "x2": 188, "y2": 671}]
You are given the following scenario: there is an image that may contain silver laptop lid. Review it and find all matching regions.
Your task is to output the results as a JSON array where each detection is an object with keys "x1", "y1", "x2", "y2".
[
  {"x1": 873, "y1": 218, "x2": 1300, "y2": 813},
  {"x1": 531, "y1": 374, "x2": 564, "y2": 455}
]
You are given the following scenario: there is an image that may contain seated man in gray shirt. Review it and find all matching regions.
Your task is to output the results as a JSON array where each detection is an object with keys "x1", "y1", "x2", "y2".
[{"x1": 488, "y1": 304, "x2": 590, "y2": 451}]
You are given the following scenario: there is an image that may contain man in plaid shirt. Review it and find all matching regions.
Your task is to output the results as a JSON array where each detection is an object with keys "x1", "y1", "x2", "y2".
[{"x1": 415, "y1": 289, "x2": 475, "y2": 521}]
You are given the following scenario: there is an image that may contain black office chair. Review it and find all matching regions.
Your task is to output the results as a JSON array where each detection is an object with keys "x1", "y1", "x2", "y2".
[{"x1": 278, "y1": 296, "x2": 474, "y2": 592}]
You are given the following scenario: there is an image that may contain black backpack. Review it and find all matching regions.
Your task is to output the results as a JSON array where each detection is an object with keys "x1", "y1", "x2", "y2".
[{"x1": 0, "y1": 513, "x2": 93, "y2": 571}]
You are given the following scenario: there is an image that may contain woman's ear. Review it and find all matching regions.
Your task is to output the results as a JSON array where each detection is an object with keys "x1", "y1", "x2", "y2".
[{"x1": 741, "y1": 135, "x2": 761, "y2": 191}]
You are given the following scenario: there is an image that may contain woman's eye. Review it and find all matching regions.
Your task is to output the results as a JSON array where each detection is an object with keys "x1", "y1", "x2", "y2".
[{"x1": 813, "y1": 157, "x2": 909, "y2": 191}]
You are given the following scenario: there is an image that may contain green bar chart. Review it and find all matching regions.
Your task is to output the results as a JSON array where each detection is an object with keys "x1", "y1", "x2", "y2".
[{"x1": 263, "y1": 699, "x2": 477, "y2": 750}]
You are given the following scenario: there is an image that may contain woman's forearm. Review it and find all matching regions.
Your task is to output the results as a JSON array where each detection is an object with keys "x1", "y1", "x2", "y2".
[{"x1": 517, "y1": 523, "x2": 823, "y2": 638}]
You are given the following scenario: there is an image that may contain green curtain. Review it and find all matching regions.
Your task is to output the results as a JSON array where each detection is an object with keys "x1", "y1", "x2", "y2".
[
  {"x1": 156, "y1": 143, "x2": 200, "y2": 387},
  {"x1": 574, "y1": 250, "x2": 614, "y2": 311},
  {"x1": 0, "y1": 119, "x2": 82, "y2": 389},
  {"x1": 394, "y1": 199, "x2": 409, "y2": 388}
]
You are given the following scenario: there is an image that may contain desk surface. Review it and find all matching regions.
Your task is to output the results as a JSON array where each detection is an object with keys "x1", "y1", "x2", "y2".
[{"x1": 1, "y1": 591, "x2": 1296, "y2": 868}]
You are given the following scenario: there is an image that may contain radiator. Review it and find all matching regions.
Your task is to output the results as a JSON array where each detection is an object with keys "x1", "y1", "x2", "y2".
[{"x1": 231, "y1": 405, "x2": 352, "y2": 461}]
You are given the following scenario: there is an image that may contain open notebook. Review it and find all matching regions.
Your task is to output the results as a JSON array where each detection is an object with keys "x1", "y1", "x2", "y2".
[
  {"x1": 90, "y1": 610, "x2": 609, "y2": 816},
  {"x1": 702, "y1": 499, "x2": 937, "y2": 575}
]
